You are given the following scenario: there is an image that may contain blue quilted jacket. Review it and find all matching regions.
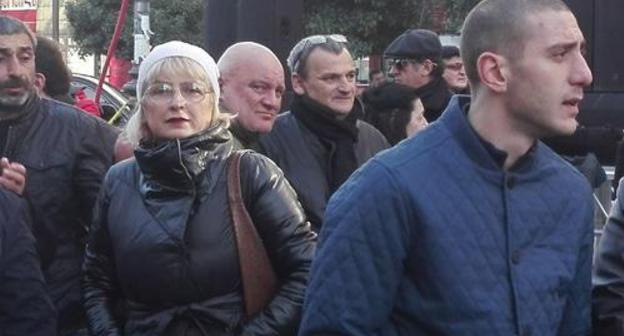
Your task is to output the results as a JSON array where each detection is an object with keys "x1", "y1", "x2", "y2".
[{"x1": 299, "y1": 96, "x2": 594, "y2": 336}]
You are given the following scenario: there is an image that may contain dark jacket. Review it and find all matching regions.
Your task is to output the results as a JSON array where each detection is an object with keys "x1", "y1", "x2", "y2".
[
  {"x1": 0, "y1": 96, "x2": 118, "y2": 331},
  {"x1": 259, "y1": 100, "x2": 389, "y2": 231},
  {"x1": 594, "y1": 185, "x2": 624, "y2": 335},
  {"x1": 0, "y1": 189, "x2": 57, "y2": 336},
  {"x1": 83, "y1": 123, "x2": 315, "y2": 336},
  {"x1": 415, "y1": 76, "x2": 453, "y2": 122},
  {"x1": 229, "y1": 119, "x2": 261, "y2": 151},
  {"x1": 300, "y1": 96, "x2": 593, "y2": 335}
]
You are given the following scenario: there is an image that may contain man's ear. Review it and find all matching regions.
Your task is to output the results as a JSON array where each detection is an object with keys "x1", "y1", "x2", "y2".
[
  {"x1": 291, "y1": 73, "x2": 306, "y2": 95},
  {"x1": 421, "y1": 59, "x2": 436, "y2": 76},
  {"x1": 477, "y1": 52, "x2": 508, "y2": 93},
  {"x1": 34, "y1": 73, "x2": 46, "y2": 94}
]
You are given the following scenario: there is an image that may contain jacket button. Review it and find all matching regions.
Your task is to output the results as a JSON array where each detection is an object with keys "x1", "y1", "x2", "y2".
[
  {"x1": 506, "y1": 176, "x2": 516, "y2": 189},
  {"x1": 511, "y1": 250, "x2": 521, "y2": 264}
]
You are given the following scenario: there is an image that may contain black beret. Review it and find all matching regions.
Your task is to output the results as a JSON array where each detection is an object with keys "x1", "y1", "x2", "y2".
[{"x1": 384, "y1": 29, "x2": 442, "y2": 60}]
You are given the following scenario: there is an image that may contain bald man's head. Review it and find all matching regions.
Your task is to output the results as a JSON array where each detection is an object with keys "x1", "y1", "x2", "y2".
[{"x1": 218, "y1": 42, "x2": 285, "y2": 134}]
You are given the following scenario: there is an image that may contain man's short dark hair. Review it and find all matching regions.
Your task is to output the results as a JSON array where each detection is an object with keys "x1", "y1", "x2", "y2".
[
  {"x1": 461, "y1": 0, "x2": 571, "y2": 89},
  {"x1": 0, "y1": 15, "x2": 36, "y2": 49},
  {"x1": 369, "y1": 69, "x2": 383, "y2": 81},
  {"x1": 441, "y1": 45, "x2": 460, "y2": 60},
  {"x1": 36, "y1": 36, "x2": 72, "y2": 100}
]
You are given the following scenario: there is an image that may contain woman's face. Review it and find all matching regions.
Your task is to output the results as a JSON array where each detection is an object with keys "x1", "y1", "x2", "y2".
[
  {"x1": 405, "y1": 98, "x2": 428, "y2": 138},
  {"x1": 141, "y1": 71, "x2": 214, "y2": 141}
]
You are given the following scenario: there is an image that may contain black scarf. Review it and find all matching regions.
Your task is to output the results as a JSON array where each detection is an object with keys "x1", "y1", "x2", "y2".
[
  {"x1": 415, "y1": 76, "x2": 453, "y2": 122},
  {"x1": 290, "y1": 95, "x2": 359, "y2": 193}
]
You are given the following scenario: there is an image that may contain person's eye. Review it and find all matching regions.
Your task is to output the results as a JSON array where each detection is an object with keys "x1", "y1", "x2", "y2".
[
  {"x1": 188, "y1": 84, "x2": 205, "y2": 94},
  {"x1": 20, "y1": 53, "x2": 33, "y2": 62},
  {"x1": 150, "y1": 84, "x2": 172, "y2": 96},
  {"x1": 250, "y1": 83, "x2": 268, "y2": 93}
]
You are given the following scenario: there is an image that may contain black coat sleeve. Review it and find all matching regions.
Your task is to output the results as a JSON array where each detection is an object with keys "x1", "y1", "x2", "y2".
[
  {"x1": 238, "y1": 152, "x2": 316, "y2": 336},
  {"x1": 82, "y1": 174, "x2": 123, "y2": 336},
  {"x1": 594, "y1": 185, "x2": 624, "y2": 335},
  {"x1": 0, "y1": 191, "x2": 57, "y2": 336},
  {"x1": 73, "y1": 116, "x2": 118, "y2": 229}
]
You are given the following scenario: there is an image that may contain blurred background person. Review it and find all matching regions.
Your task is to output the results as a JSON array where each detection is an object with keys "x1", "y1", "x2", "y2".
[
  {"x1": 362, "y1": 82, "x2": 427, "y2": 145},
  {"x1": 368, "y1": 69, "x2": 385, "y2": 88},
  {"x1": 441, "y1": 45, "x2": 469, "y2": 94},
  {"x1": 83, "y1": 41, "x2": 315, "y2": 335},
  {"x1": 384, "y1": 29, "x2": 452, "y2": 122}
]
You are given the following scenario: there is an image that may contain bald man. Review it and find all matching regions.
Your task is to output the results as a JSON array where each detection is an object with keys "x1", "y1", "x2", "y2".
[{"x1": 218, "y1": 42, "x2": 286, "y2": 150}]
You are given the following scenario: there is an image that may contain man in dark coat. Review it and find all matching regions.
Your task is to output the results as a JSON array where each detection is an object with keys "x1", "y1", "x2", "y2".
[
  {"x1": 0, "y1": 188, "x2": 56, "y2": 336},
  {"x1": 0, "y1": 16, "x2": 118, "y2": 335},
  {"x1": 384, "y1": 29, "x2": 453, "y2": 122},
  {"x1": 259, "y1": 34, "x2": 389, "y2": 231}
]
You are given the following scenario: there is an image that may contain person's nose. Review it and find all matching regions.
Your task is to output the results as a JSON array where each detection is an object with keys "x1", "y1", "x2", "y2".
[
  {"x1": 169, "y1": 87, "x2": 187, "y2": 108},
  {"x1": 262, "y1": 91, "x2": 281, "y2": 110},
  {"x1": 5, "y1": 55, "x2": 21, "y2": 76},
  {"x1": 571, "y1": 52, "x2": 593, "y2": 87}
]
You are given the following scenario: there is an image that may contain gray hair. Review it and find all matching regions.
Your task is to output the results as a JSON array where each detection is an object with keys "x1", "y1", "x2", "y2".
[
  {"x1": 287, "y1": 34, "x2": 348, "y2": 78},
  {"x1": 0, "y1": 15, "x2": 36, "y2": 49}
]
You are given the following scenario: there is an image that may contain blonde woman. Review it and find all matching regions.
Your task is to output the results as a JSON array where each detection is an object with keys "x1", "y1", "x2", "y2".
[{"x1": 82, "y1": 41, "x2": 315, "y2": 336}]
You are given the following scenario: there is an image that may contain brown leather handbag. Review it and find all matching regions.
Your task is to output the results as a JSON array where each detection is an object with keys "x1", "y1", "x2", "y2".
[{"x1": 226, "y1": 151, "x2": 278, "y2": 319}]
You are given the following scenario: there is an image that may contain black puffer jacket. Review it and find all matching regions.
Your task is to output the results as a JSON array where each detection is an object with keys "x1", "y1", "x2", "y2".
[
  {"x1": 0, "y1": 189, "x2": 56, "y2": 336},
  {"x1": 0, "y1": 96, "x2": 118, "y2": 331},
  {"x1": 83, "y1": 122, "x2": 316, "y2": 336}
]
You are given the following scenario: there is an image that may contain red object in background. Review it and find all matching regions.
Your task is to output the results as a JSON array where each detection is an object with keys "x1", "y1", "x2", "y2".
[
  {"x1": 108, "y1": 56, "x2": 132, "y2": 90},
  {"x1": 0, "y1": 9, "x2": 37, "y2": 31},
  {"x1": 74, "y1": 87, "x2": 101, "y2": 118}
]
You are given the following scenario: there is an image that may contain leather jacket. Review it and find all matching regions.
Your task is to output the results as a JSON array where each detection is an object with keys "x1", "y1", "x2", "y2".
[{"x1": 83, "y1": 122, "x2": 316, "y2": 335}]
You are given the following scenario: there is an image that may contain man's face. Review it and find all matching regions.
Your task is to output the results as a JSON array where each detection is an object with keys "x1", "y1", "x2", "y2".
[
  {"x1": 388, "y1": 59, "x2": 431, "y2": 89},
  {"x1": 292, "y1": 48, "x2": 357, "y2": 116},
  {"x1": 442, "y1": 56, "x2": 467, "y2": 91},
  {"x1": 0, "y1": 33, "x2": 35, "y2": 111},
  {"x1": 221, "y1": 56, "x2": 285, "y2": 133},
  {"x1": 505, "y1": 10, "x2": 592, "y2": 138},
  {"x1": 370, "y1": 72, "x2": 385, "y2": 88}
]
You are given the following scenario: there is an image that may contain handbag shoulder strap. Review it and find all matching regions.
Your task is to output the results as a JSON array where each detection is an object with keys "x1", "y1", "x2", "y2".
[{"x1": 226, "y1": 150, "x2": 278, "y2": 319}]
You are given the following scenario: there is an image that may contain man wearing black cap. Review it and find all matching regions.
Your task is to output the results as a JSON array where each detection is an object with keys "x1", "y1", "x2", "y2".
[{"x1": 384, "y1": 29, "x2": 453, "y2": 122}]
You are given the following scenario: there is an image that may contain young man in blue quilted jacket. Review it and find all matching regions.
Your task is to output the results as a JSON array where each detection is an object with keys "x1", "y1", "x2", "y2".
[{"x1": 299, "y1": 0, "x2": 594, "y2": 335}]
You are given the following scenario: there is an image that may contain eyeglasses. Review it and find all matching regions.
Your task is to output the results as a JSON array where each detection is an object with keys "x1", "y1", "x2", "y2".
[
  {"x1": 444, "y1": 62, "x2": 464, "y2": 71},
  {"x1": 143, "y1": 82, "x2": 212, "y2": 104},
  {"x1": 288, "y1": 34, "x2": 348, "y2": 73},
  {"x1": 387, "y1": 58, "x2": 419, "y2": 71}
]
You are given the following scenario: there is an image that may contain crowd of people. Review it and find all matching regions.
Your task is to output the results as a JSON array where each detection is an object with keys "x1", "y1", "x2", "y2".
[{"x1": 2, "y1": 0, "x2": 624, "y2": 335}]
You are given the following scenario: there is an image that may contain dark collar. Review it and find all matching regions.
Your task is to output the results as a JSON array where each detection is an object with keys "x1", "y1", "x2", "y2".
[
  {"x1": 135, "y1": 121, "x2": 232, "y2": 193},
  {"x1": 229, "y1": 119, "x2": 260, "y2": 150},
  {"x1": 441, "y1": 96, "x2": 538, "y2": 172}
]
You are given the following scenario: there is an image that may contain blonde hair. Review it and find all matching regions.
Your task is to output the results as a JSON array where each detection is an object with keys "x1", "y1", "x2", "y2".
[{"x1": 125, "y1": 56, "x2": 231, "y2": 147}]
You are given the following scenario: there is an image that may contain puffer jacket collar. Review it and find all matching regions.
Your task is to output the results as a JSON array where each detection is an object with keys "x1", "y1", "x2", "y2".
[{"x1": 134, "y1": 121, "x2": 232, "y2": 197}]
